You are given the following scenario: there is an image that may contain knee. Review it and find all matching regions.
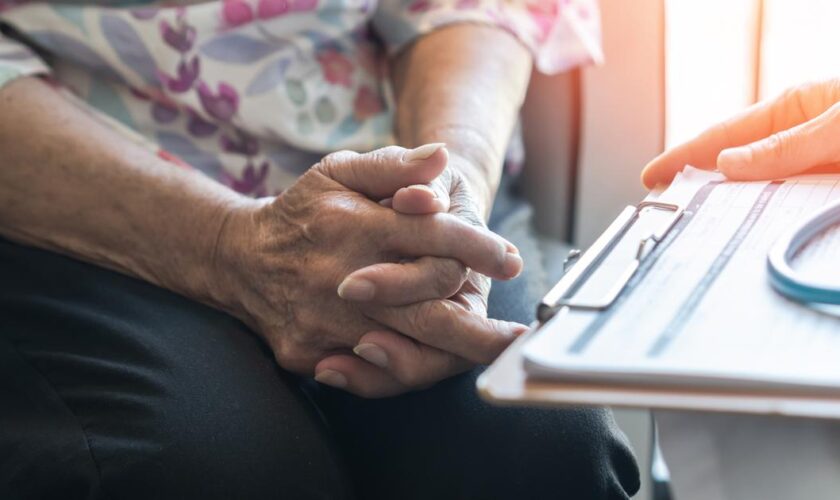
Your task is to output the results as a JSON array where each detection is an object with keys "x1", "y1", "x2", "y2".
[
  {"x1": 469, "y1": 405, "x2": 641, "y2": 499},
  {"x1": 97, "y1": 378, "x2": 351, "y2": 499},
  {"x1": 89, "y1": 319, "x2": 352, "y2": 499}
]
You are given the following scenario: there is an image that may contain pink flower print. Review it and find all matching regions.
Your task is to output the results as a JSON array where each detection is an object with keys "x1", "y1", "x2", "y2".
[
  {"x1": 197, "y1": 81, "x2": 239, "y2": 122},
  {"x1": 317, "y1": 49, "x2": 353, "y2": 88},
  {"x1": 157, "y1": 56, "x2": 200, "y2": 93},
  {"x1": 220, "y1": 132, "x2": 259, "y2": 156},
  {"x1": 222, "y1": 0, "x2": 254, "y2": 27},
  {"x1": 353, "y1": 86, "x2": 383, "y2": 121},
  {"x1": 527, "y1": 1, "x2": 559, "y2": 40},
  {"x1": 290, "y1": 0, "x2": 317, "y2": 12},
  {"x1": 408, "y1": 0, "x2": 432, "y2": 13},
  {"x1": 160, "y1": 18, "x2": 196, "y2": 53},
  {"x1": 257, "y1": 0, "x2": 289, "y2": 19},
  {"x1": 455, "y1": 0, "x2": 478, "y2": 9},
  {"x1": 186, "y1": 109, "x2": 219, "y2": 137},
  {"x1": 223, "y1": 161, "x2": 270, "y2": 196}
]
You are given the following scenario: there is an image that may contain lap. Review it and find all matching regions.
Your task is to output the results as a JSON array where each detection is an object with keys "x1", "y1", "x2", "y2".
[
  {"x1": 0, "y1": 240, "x2": 349, "y2": 499},
  {"x1": 0, "y1": 185, "x2": 639, "y2": 499}
]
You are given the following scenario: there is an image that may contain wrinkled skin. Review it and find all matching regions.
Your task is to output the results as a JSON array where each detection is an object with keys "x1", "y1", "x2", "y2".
[{"x1": 214, "y1": 145, "x2": 526, "y2": 397}]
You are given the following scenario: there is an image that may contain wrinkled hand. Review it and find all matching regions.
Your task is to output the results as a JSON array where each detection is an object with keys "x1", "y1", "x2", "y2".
[
  {"x1": 213, "y1": 145, "x2": 525, "y2": 395},
  {"x1": 642, "y1": 79, "x2": 840, "y2": 188},
  {"x1": 317, "y1": 152, "x2": 524, "y2": 397}
]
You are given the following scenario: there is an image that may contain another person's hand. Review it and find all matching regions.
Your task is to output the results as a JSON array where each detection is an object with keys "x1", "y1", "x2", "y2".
[
  {"x1": 317, "y1": 153, "x2": 518, "y2": 396},
  {"x1": 642, "y1": 79, "x2": 840, "y2": 188},
  {"x1": 213, "y1": 145, "x2": 525, "y2": 396}
]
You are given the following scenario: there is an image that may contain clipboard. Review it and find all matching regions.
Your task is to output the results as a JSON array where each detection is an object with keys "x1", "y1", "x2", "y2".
[{"x1": 478, "y1": 169, "x2": 840, "y2": 420}]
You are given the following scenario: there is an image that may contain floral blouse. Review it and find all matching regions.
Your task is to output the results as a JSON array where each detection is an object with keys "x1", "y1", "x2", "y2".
[{"x1": 0, "y1": 0, "x2": 602, "y2": 196}]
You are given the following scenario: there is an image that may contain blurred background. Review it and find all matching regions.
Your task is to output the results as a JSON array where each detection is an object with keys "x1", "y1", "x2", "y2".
[{"x1": 519, "y1": 1, "x2": 840, "y2": 498}]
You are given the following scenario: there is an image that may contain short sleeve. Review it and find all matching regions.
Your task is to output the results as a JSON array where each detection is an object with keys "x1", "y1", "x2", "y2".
[
  {"x1": 0, "y1": 31, "x2": 50, "y2": 89},
  {"x1": 372, "y1": 0, "x2": 603, "y2": 74}
]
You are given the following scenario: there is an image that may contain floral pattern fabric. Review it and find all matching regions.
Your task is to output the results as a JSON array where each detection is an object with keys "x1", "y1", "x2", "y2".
[{"x1": 0, "y1": 0, "x2": 601, "y2": 196}]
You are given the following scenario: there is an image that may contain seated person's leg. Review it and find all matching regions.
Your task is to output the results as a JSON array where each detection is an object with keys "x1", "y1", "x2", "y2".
[
  {"x1": 311, "y1": 183, "x2": 641, "y2": 500},
  {"x1": 0, "y1": 239, "x2": 350, "y2": 500}
]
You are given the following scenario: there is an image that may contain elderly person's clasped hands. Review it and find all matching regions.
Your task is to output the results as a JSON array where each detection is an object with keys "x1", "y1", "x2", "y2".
[{"x1": 215, "y1": 143, "x2": 527, "y2": 397}]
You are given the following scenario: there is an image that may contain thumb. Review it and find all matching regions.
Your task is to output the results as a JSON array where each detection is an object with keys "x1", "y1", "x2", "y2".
[
  {"x1": 316, "y1": 143, "x2": 448, "y2": 199},
  {"x1": 718, "y1": 103, "x2": 840, "y2": 180}
]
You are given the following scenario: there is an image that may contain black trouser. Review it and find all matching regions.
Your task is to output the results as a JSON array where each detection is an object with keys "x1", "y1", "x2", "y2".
[{"x1": 0, "y1": 187, "x2": 639, "y2": 499}]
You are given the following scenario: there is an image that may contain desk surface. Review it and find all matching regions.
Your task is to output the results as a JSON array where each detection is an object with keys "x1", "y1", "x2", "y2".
[{"x1": 478, "y1": 326, "x2": 840, "y2": 420}]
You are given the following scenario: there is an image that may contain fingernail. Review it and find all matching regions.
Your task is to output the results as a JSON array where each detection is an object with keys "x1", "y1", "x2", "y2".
[
  {"x1": 379, "y1": 197, "x2": 393, "y2": 208},
  {"x1": 337, "y1": 277, "x2": 375, "y2": 301},
  {"x1": 403, "y1": 143, "x2": 446, "y2": 163},
  {"x1": 503, "y1": 252, "x2": 523, "y2": 278},
  {"x1": 315, "y1": 369, "x2": 347, "y2": 388},
  {"x1": 354, "y1": 343, "x2": 389, "y2": 368},
  {"x1": 718, "y1": 146, "x2": 752, "y2": 170},
  {"x1": 512, "y1": 323, "x2": 529, "y2": 336},
  {"x1": 406, "y1": 184, "x2": 438, "y2": 198}
]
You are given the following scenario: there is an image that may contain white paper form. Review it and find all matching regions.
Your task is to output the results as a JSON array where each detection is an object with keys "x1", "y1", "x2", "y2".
[{"x1": 523, "y1": 168, "x2": 840, "y2": 393}]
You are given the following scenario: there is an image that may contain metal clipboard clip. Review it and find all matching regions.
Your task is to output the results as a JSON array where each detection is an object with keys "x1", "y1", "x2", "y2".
[{"x1": 537, "y1": 201, "x2": 684, "y2": 323}]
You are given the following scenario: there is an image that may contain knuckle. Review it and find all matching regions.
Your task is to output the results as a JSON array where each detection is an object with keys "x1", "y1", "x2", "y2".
[
  {"x1": 372, "y1": 145, "x2": 404, "y2": 160},
  {"x1": 320, "y1": 150, "x2": 357, "y2": 168},
  {"x1": 409, "y1": 301, "x2": 435, "y2": 334},
  {"x1": 315, "y1": 150, "x2": 359, "y2": 182},
  {"x1": 409, "y1": 300, "x2": 446, "y2": 336},
  {"x1": 765, "y1": 130, "x2": 793, "y2": 161},
  {"x1": 294, "y1": 309, "x2": 324, "y2": 337},
  {"x1": 273, "y1": 341, "x2": 311, "y2": 374},
  {"x1": 436, "y1": 166, "x2": 455, "y2": 189},
  {"x1": 380, "y1": 211, "x2": 407, "y2": 248},
  {"x1": 449, "y1": 182, "x2": 484, "y2": 228},
  {"x1": 781, "y1": 84, "x2": 804, "y2": 104},
  {"x1": 307, "y1": 198, "x2": 357, "y2": 239},
  {"x1": 432, "y1": 259, "x2": 467, "y2": 298},
  {"x1": 366, "y1": 148, "x2": 388, "y2": 165}
]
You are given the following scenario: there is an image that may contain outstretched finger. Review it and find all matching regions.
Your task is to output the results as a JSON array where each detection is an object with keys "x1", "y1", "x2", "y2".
[
  {"x1": 337, "y1": 256, "x2": 468, "y2": 304},
  {"x1": 317, "y1": 143, "x2": 448, "y2": 199},
  {"x1": 641, "y1": 83, "x2": 839, "y2": 189},
  {"x1": 718, "y1": 102, "x2": 840, "y2": 180},
  {"x1": 380, "y1": 211, "x2": 523, "y2": 280},
  {"x1": 353, "y1": 330, "x2": 472, "y2": 387},
  {"x1": 364, "y1": 299, "x2": 528, "y2": 364}
]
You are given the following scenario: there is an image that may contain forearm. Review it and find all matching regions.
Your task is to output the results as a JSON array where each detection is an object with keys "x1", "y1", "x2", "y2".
[
  {"x1": 392, "y1": 24, "x2": 532, "y2": 217},
  {"x1": 0, "y1": 77, "x2": 252, "y2": 307}
]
